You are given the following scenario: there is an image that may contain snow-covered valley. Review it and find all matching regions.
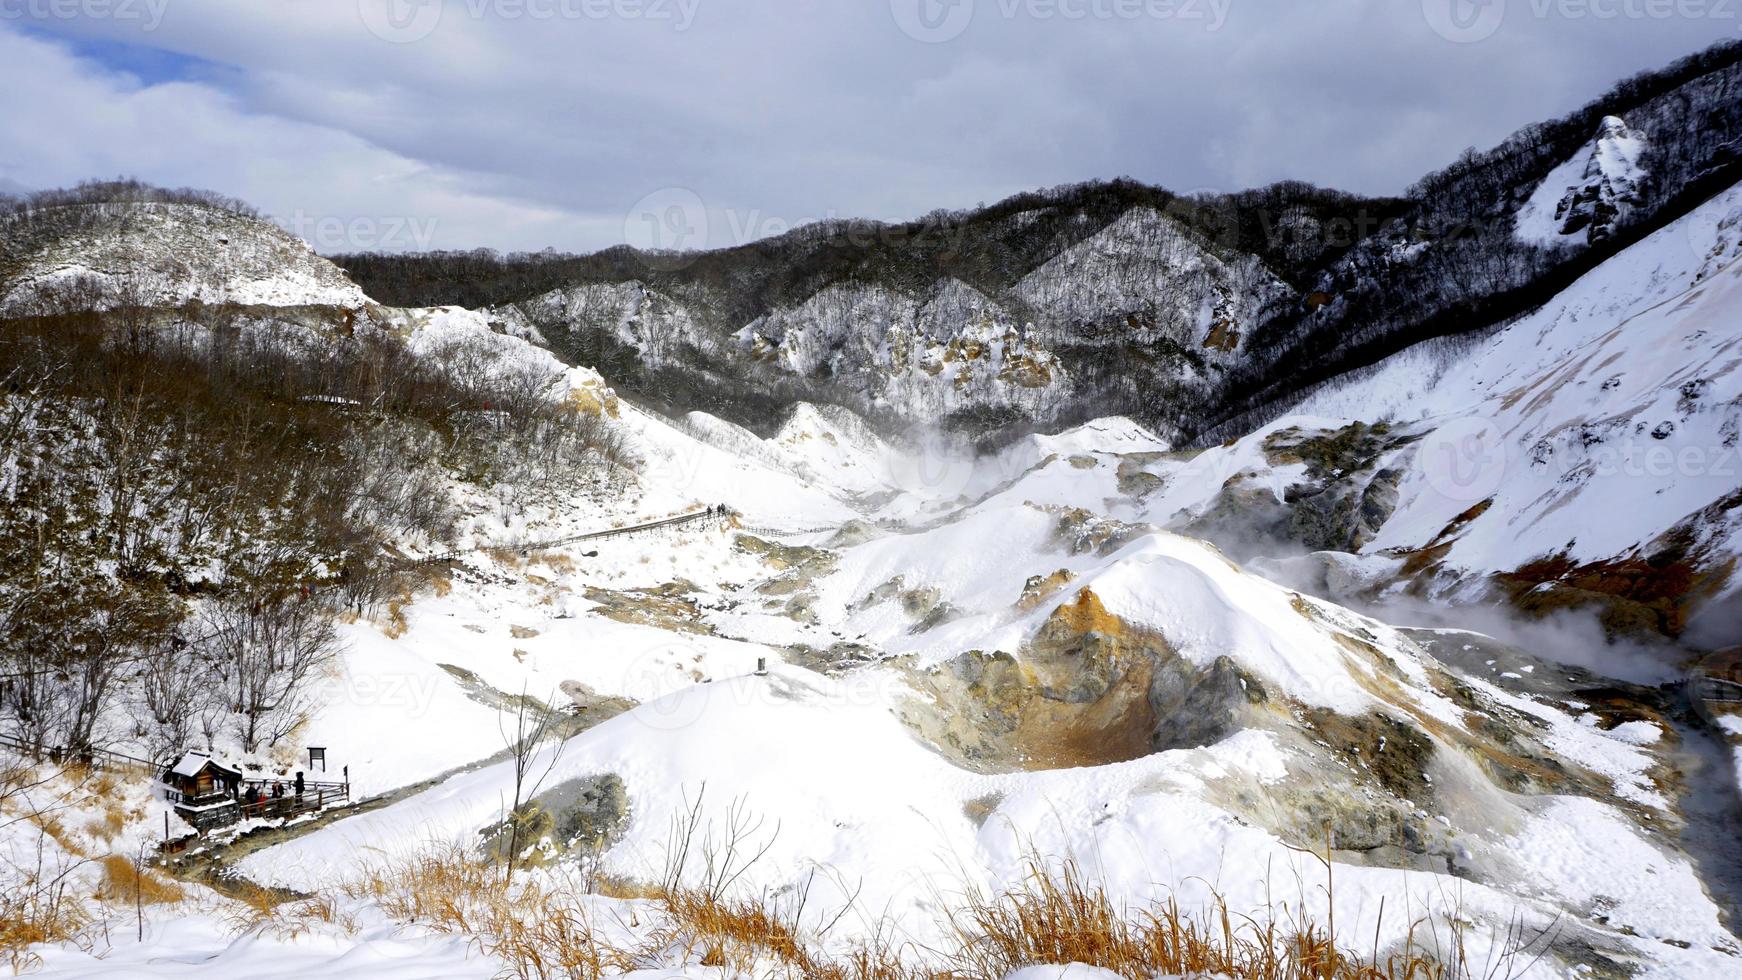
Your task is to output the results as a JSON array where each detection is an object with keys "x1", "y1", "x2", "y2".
[
  {"x1": 18, "y1": 375, "x2": 1742, "y2": 978},
  {"x1": 5, "y1": 53, "x2": 1742, "y2": 978},
  {"x1": 9, "y1": 192, "x2": 1742, "y2": 975}
]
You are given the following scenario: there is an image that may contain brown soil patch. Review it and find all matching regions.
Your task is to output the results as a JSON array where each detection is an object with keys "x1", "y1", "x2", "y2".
[
  {"x1": 581, "y1": 583, "x2": 714, "y2": 635},
  {"x1": 1010, "y1": 657, "x2": 1160, "y2": 770}
]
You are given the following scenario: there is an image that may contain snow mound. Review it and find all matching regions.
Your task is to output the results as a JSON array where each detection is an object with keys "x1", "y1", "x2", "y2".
[{"x1": 0, "y1": 201, "x2": 368, "y2": 313}]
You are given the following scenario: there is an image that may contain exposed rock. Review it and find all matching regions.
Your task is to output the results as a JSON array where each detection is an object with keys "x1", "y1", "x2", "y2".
[
  {"x1": 1017, "y1": 569, "x2": 1075, "y2": 610},
  {"x1": 479, "y1": 773, "x2": 630, "y2": 864},
  {"x1": 900, "y1": 589, "x2": 1274, "y2": 771},
  {"x1": 582, "y1": 581, "x2": 716, "y2": 635},
  {"x1": 547, "y1": 773, "x2": 630, "y2": 851},
  {"x1": 1553, "y1": 116, "x2": 1648, "y2": 243},
  {"x1": 1051, "y1": 507, "x2": 1149, "y2": 556},
  {"x1": 1115, "y1": 458, "x2": 1166, "y2": 498}
]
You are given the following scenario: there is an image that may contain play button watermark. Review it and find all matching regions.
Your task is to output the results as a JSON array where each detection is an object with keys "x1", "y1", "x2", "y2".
[
  {"x1": 360, "y1": 0, "x2": 443, "y2": 43},
  {"x1": 1420, "y1": 416, "x2": 1510, "y2": 504},
  {"x1": 891, "y1": 0, "x2": 975, "y2": 42},
  {"x1": 1422, "y1": 0, "x2": 1505, "y2": 43}
]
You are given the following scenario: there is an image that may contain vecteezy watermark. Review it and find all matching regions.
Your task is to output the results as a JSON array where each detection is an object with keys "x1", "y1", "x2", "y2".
[
  {"x1": 1554, "y1": 436, "x2": 1741, "y2": 481},
  {"x1": 281, "y1": 211, "x2": 441, "y2": 252},
  {"x1": 360, "y1": 0, "x2": 443, "y2": 42},
  {"x1": 1419, "y1": 415, "x2": 1510, "y2": 504},
  {"x1": 624, "y1": 186, "x2": 709, "y2": 257},
  {"x1": 359, "y1": 0, "x2": 701, "y2": 44},
  {"x1": 623, "y1": 186, "x2": 974, "y2": 271},
  {"x1": 891, "y1": 0, "x2": 1230, "y2": 43},
  {"x1": 0, "y1": 0, "x2": 168, "y2": 29},
  {"x1": 1423, "y1": 0, "x2": 1739, "y2": 44},
  {"x1": 308, "y1": 672, "x2": 447, "y2": 718}
]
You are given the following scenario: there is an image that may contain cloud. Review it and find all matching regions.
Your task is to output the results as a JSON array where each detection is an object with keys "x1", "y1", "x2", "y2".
[
  {"x1": 0, "y1": 24, "x2": 612, "y2": 250},
  {"x1": 2, "y1": 2, "x2": 1738, "y2": 251}
]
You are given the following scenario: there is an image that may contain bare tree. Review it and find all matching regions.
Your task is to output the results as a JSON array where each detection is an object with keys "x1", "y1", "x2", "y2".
[
  {"x1": 498, "y1": 689, "x2": 568, "y2": 885},
  {"x1": 203, "y1": 596, "x2": 338, "y2": 753},
  {"x1": 135, "y1": 639, "x2": 213, "y2": 762}
]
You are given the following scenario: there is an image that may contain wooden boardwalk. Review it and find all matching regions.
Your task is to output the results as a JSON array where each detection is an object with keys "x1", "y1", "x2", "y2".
[{"x1": 416, "y1": 507, "x2": 730, "y2": 565}]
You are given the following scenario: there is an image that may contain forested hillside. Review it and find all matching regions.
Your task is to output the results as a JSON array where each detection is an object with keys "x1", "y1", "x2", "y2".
[
  {"x1": 333, "y1": 40, "x2": 1742, "y2": 447},
  {"x1": 0, "y1": 225, "x2": 629, "y2": 761}
]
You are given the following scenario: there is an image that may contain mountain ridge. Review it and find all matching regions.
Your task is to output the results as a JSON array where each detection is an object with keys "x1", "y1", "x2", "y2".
[{"x1": 316, "y1": 39, "x2": 1742, "y2": 448}]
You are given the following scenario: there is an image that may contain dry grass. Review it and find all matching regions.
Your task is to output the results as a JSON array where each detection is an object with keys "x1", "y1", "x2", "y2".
[
  {"x1": 656, "y1": 890, "x2": 809, "y2": 973},
  {"x1": 344, "y1": 844, "x2": 620, "y2": 979},
  {"x1": 532, "y1": 551, "x2": 577, "y2": 574},
  {"x1": 0, "y1": 887, "x2": 92, "y2": 973},
  {"x1": 327, "y1": 835, "x2": 1543, "y2": 980},
  {"x1": 82, "y1": 809, "x2": 125, "y2": 844},
  {"x1": 93, "y1": 854, "x2": 185, "y2": 906},
  {"x1": 0, "y1": 844, "x2": 95, "y2": 975},
  {"x1": 226, "y1": 889, "x2": 354, "y2": 941},
  {"x1": 949, "y1": 855, "x2": 1478, "y2": 980},
  {"x1": 593, "y1": 874, "x2": 662, "y2": 901},
  {"x1": 381, "y1": 599, "x2": 411, "y2": 638}
]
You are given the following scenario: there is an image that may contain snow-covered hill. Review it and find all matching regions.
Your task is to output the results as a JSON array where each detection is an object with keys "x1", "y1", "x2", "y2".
[
  {"x1": 320, "y1": 43, "x2": 1742, "y2": 451},
  {"x1": 1124, "y1": 179, "x2": 1742, "y2": 645},
  {"x1": 222, "y1": 405, "x2": 1741, "y2": 977},
  {"x1": 1516, "y1": 115, "x2": 1650, "y2": 246},
  {"x1": 0, "y1": 200, "x2": 368, "y2": 313}
]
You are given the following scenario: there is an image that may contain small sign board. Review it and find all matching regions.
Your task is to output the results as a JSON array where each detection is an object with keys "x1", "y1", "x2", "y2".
[{"x1": 308, "y1": 746, "x2": 327, "y2": 772}]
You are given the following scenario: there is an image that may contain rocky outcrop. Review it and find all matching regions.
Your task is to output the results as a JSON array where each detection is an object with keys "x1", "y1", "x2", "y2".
[
  {"x1": 1552, "y1": 116, "x2": 1649, "y2": 243},
  {"x1": 1181, "y1": 422, "x2": 1416, "y2": 559},
  {"x1": 901, "y1": 588, "x2": 1272, "y2": 770}
]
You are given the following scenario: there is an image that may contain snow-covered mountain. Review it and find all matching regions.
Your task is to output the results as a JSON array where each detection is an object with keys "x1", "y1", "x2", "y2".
[
  {"x1": 7, "y1": 42, "x2": 1742, "y2": 980},
  {"x1": 336, "y1": 42, "x2": 1742, "y2": 451},
  {"x1": 1517, "y1": 115, "x2": 1650, "y2": 245},
  {"x1": 1134, "y1": 176, "x2": 1742, "y2": 648}
]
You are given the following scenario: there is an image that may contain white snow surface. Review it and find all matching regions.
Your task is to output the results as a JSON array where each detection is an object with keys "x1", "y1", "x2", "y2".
[
  {"x1": 13, "y1": 188, "x2": 1742, "y2": 978},
  {"x1": 1515, "y1": 115, "x2": 1649, "y2": 246},
  {"x1": 1219, "y1": 181, "x2": 1742, "y2": 581}
]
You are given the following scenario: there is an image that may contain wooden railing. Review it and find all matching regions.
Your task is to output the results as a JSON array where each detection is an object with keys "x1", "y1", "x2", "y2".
[
  {"x1": 0, "y1": 731, "x2": 161, "y2": 777},
  {"x1": 236, "y1": 782, "x2": 349, "y2": 822},
  {"x1": 417, "y1": 508, "x2": 726, "y2": 564},
  {"x1": 736, "y1": 523, "x2": 838, "y2": 538}
]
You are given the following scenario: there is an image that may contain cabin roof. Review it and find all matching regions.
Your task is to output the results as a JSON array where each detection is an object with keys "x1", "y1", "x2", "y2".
[{"x1": 168, "y1": 751, "x2": 242, "y2": 780}]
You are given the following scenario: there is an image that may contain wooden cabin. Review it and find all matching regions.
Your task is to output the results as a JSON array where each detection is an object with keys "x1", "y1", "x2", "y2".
[{"x1": 162, "y1": 751, "x2": 243, "y2": 830}]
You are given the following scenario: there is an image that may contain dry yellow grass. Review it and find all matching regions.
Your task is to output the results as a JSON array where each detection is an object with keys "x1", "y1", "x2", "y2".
[
  {"x1": 93, "y1": 854, "x2": 185, "y2": 906},
  {"x1": 330, "y1": 840, "x2": 1526, "y2": 980},
  {"x1": 381, "y1": 599, "x2": 411, "y2": 638},
  {"x1": 344, "y1": 845, "x2": 621, "y2": 979},
  {"x1": 656, "y1": 890, "x2": 810, "y2": 973},
  {"x1": 227, "y1": 891, "x2": 354, "y2": 941},
  {"x1": 531, "y1": 551, "x2": 577, "y2": 574},
  {"x1": 0, "y1": 889, "x2": 92, "y2": 973},
  {"x1": 949, "y1": 856, "x2": 1434, "y2": 980}
]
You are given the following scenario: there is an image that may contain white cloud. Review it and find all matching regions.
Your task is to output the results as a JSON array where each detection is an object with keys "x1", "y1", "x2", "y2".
[
  {"x1": 0, "y1": 24, "x2": 612, "y2": 250},
  {"x1": 3, "y1": 2, "x2": 1738, "y2": 251}
]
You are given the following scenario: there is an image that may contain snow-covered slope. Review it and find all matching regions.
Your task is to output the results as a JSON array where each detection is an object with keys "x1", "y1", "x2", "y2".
[
  {"x1": 240, "y1": 475, "x2": 1742, "y2": 976},
  {"x1": 1137, "y1": 180, "x2": 1742, "y2": 639},
  {"x1": 0, "y1": 201, "x2": 368, "y2": 312},
  {"x1": 1517, "y1": 115, "x2": 1650, "y2": 246},
  {"x1": 1014, "y1": 205, "x2": 1290, "y2": 361}
]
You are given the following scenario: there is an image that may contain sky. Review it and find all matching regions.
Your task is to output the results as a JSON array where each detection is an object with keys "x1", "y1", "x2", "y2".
[{"x1": 0, "y1": 0, "x2": 1736, "y2": 253}]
